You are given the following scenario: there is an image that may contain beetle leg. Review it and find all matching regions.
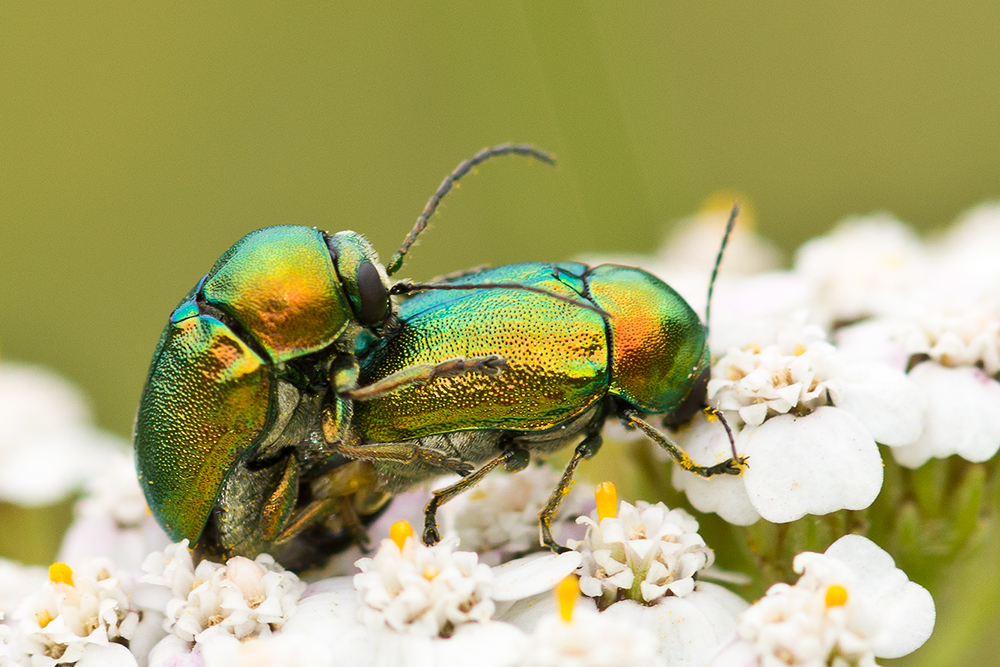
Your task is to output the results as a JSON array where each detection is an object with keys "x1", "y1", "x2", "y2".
[
  {"x1": 622, "y1": 409, "x2": 748, "y2": 477},
  {"x1": 272, "y1": 460, "x2": 392, "y2": 550},
  {"x1": 341, "y1": 355, "x2": 508, "y2": 401},
  {"x1": 421, "y1": 448, "x2": 529, "y2": 545},
  {"x1": 538, "y1": 428, "x2": 604, "y2": 554},
  {"x1": 335, "y1": 440, "x2": 476, "y2": 476},
  {"x1": 272, "y1": 495, "x2": 343, "y2": 546}
]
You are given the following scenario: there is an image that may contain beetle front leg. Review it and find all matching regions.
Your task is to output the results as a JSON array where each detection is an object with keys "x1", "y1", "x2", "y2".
[
  {"x1": 341, "y1": 355, "x2": 508, "y2": 401},
  {"x1": 622, "y1": 409, "x2": 747, "y2": 477}
]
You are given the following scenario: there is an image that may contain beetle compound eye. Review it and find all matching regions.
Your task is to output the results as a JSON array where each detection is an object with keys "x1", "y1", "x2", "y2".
[{"x1": 357, "y1": 260, "x2": 389, "y2": 326}]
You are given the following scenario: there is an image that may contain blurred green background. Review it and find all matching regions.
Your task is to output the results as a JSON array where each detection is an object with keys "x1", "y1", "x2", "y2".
[
  {"x1": 1, "y1": 3, "x2": 999, "y2": 664},
  {"x1": 3, "y1": 3, "x2": 998, "y2": 438}
]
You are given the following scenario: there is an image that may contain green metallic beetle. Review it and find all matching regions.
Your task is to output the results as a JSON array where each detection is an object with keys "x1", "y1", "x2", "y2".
[
  {"x1": 134, "y1": 144, "x2": 562, "y2": 565},
  {"x1": 341, "y1": 208, "x2": 745, "y2": 552}
]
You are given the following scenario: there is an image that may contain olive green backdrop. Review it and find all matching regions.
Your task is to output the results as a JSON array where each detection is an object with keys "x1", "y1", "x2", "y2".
[{"x1": 1, "y1": 4, "x2": 999, "y2": 663}]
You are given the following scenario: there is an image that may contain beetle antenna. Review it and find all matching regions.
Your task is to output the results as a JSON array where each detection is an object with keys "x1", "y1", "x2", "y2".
[
  {"x1": 704, "y1": 203, "x2": 739, "y2": 333},
  {"x1": 390, "y1": 281, "x2": 608, "y2": 317},
  {"x1": 386, "y1": 144, "x2": 556, "y2": 276}
]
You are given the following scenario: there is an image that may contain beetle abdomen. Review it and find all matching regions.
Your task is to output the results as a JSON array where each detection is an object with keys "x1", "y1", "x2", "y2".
[
  {"x1": 135, "y1": 313, "x2": 273, "y2": 543},
  {"x1": 355, "y1": 263, "x2": 609, "y2": 441}
]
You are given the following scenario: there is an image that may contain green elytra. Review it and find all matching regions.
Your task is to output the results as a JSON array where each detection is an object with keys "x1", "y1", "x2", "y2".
[
  {"x1": 347, "y1": 211, "x2": 744, "y2": 551},
  {"x1": 134, "y1": 144, "x2": 557, "y2": 564}
]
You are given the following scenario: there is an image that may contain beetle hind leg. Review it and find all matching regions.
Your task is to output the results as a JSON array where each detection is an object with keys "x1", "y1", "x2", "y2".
[
  {"x1": 537, "y1": 427, "x2": 604, "y2": 554},
  {"x1": 421, "y1": 447, "x2": 530, "y2": 545}
]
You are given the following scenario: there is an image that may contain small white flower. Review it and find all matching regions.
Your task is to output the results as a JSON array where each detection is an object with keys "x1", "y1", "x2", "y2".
[
  {"x1": 0, "y1": 617, "x2": 19, "y2": 667},
  {"x1": 140, "y1": 541, "x2": 304, "y2": 657},
  {"x1": 0, "y1": 363, "x2": 126, "y2": 506},
  {"x1": 708, "y1": 535, "x2": 934, "y2": 667},
  {"x1": 198, "y1": 631, "x2": 335, "y2": 667},
  {"x1": 570, "y1": 500, "x2": 713, "y2": 608},
  {"x1": 840, "y1": 306, "x2": 1000, "y2": 468},
  {"x1": 14, "y1": 559, "x2": 140, "y2": 667},
  {"x1": 281, "y1": 531, "x2": 561, "y2": 667},
  {"x1": 439, "y1": 464, "x2": 590, "y2": 566},
  {"x1": 673, "y1": 314, "x2": 922, "y2": 525},
  {"x1": 354, "y1": 532, "x2": 495, "y2": 637},
  {"x1": 793, "y1": 215, "x2": 927, "y2": 327}
]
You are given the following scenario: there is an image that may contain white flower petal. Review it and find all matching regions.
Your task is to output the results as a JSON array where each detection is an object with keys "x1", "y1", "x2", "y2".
[
  {"x1": 491, "y1": 552, "x2": 582, "y2": 602},
  {"x1": 907, "y1": 361, "x2": 1000, "y2": 464},
  {"x1": 75, "y1": 643, "x2": 139, "y2": 667},
  {"x1": 742, "y1": 408, "x2": 883, "y2": 522},
  {"x1": 828, "y1": 362, "x2": 924, "y2": 447},
  {"x1": 673, "y1": 467, "x2": 761, "y2": 526},
  {"x1": 603, "y1": 596, "x2": 731, "y2": 667},
  {"x1": 824, "y1": 535, "x2": 935, "y2": 658}
]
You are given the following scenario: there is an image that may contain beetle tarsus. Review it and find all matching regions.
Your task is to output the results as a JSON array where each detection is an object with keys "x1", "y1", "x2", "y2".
[{"x1": 623, "y1": 409, "x2": 747, "y2": 479}]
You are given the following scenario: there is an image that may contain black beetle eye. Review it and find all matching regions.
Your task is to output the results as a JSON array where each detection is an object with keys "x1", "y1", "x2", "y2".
[{"x1": 356, "y1": 260, "x2": 389, "y2": 326}]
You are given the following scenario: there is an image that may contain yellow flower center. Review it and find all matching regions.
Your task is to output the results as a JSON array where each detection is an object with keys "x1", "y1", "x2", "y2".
[
  {"x1": 595, "y1": 481, "x2": 618, "y2": 521},
  {"x1": 825, "y1": 584, "x2": 849, "y2": 607},
  {"x1": 557, "y1": 575, "x2": 579, "y2": 623},
  {"x1": 48, "y1": 562, "x2": 73, "y2": 587},
  {"x1": 390, "y1": 520, "x2": 414, "y2": 550}
]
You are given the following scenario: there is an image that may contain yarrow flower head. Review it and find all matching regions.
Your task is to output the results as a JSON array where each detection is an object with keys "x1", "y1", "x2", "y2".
[
  {"x1": 839, "y1": 304, "x2": 1000, "y2": 468},
  {"x1": 354, "y1": 521, "x2": 495, "y2": 637},
  {"x1": 707, "y1": 535, "x2": 935, "y2": 667},
  {"x1": 0, "y1": 363, "x2": 126, "y2": 506},
  {"x1": 14, "y1": 559, "x2": 140, "y2": 667},
  {"x1": 139, "y1": 540, "x2": 304, "y2": 662},
  {"x1": 672, "y1": 313, "x2": 923, "y2": 525},
  {"x1": 570, "y1": 484, "x2": 713, "y2": 609}
]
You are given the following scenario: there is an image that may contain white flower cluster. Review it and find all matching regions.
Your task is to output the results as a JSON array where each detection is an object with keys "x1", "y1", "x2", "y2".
[
  {"x1": 794, "y1": 207, "x2": 1000, "y2": 468},
  {"x1": 596, "y1": 203, "x2": 1000, "y2": 526},
  {"x1": 354, "y1": 533, "x2": 495, "y2": 637},
  {"x1": 12, "y1": 560, "x2": 140, "y2": 667},
  {"x1": 708, "y1": 535, "x2": 935, "y2": 667},
  {"x1": 0, "y1": 364, "x2": 126, "y2": 506},
  {"x1": 59, "y1": 452, "x2": 171, "y2": 574},
  {"x1": 140, "y1": 541, "x2": 305, "y2": 649},
  {"x1": 571, "y1": 500, "x2": 712, "y2": 606},
  {"x1": 521, "y1": 607, "x2": 663, "y2": 667}
]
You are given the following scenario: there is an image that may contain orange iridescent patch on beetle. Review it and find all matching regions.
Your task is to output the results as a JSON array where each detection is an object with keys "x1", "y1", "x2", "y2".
[
  {"x1": 587, "y1": 265, "x2": 706, "y2": 414},
  {"x1": 202, "y1": 226, "x2": 351, "y2": 364}
]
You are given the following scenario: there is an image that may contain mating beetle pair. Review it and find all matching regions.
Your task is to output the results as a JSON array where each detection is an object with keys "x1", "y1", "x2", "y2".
[{"x1": 134, "y1": 144, "x2": 745, "y2": 567}]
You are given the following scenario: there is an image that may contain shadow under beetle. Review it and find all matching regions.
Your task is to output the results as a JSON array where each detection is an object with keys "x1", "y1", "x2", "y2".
[
  {"x1": 134, "y1": 144, "x2": 572, "y2": 566},
  {"x1": 346, "y1": 206, "x2": 746, "y2": 552}
]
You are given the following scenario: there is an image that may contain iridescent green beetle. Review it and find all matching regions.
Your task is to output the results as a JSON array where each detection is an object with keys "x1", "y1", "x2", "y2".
[
  {"x1": 344, "y1": 208, "x2": 746, "y2": 552},
  {"x1": 134, "y1": 144, "x2": 557, "y2": 564}
]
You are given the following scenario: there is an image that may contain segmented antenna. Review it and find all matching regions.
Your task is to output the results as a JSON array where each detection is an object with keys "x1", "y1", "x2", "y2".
[
  {"x1": 704, "y1": 203, "x2": 740, "y2": 333},
  {"x1": 386, "y1": 144, "x2": 556, "y2": 276}
]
